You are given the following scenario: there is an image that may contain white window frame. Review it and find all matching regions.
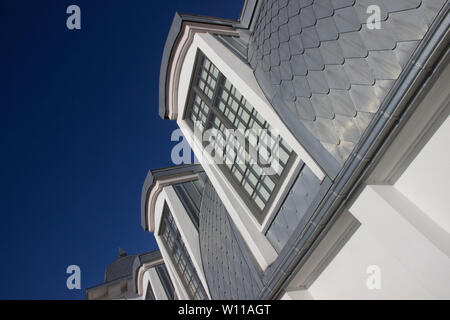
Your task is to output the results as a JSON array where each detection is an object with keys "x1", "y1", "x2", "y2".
[
  {"x1": 153, "y1": 186, "x2": 212, "y2": 300},
  {"x1": 175, "y1": 32, "x2": 325, "y2": 270},
  {"x1": 142, "y1": 268, "x2": 169, "y2": 300}
]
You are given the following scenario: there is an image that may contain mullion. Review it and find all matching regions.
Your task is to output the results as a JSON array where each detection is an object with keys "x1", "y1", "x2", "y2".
[
  {"x1": 234, "y1": 98, "x2": 251, "y2": 129},
  {"x1": 192, "y1": 87, "x2": 213, "y2": 133},
  {"x1": 186, "y1": 50, "x2": 298, "y2": 218},
  {"x1": 160, "y1": 207, "x2": 208, "y2": 300},
  {"x1": 197, "y1": 62, "x2": 217, "y2": 98},
  {"x1": 232, "y1": 162, "x2": 246, "y2": 185},
  {"x1": 253, "y1": 182, "x2": 270, "y2": 204},
  {"x1": 259, "y1": 176, "x2": 275, "y2": 194},
  {"x1": 209, "y1": 82, "x2": 260, "y2": 163}
]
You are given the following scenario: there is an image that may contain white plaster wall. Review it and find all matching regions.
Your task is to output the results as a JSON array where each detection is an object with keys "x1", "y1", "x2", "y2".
[
  {"x1": 289, "y1": 111, "x2": 450, "y2": 300},
  {"x1": 281, "y1": 290, "x2": 313, "y2": 300},
  {"x1": 307, "y1": 184, "x2": 450, "y2": 299},
  {"x1": 395, "y1": 116, "x2": 450, "y2": 233}
]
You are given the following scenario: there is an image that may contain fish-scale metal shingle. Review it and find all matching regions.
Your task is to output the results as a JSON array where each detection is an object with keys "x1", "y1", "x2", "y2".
[
  {"x1": 248, "y1": 0, "x2": 446, "y2": 166},
  {"x1": 329, "y1": 89, "x2": 357, "y2": 117},
  {"x1": 389, "y1": 10, "x2": 429, "y2": 41},
  {"x1": 307, "y1": 70, "x2": 330, "y2": 93},
  {"x1": 290, "y1": 54, "x2": 308, "y2": 75},
  {"x1": 304, "y1": 47, "x2": 325, "y2": 70},
  {"x1": 319, "y1": 40, "x2": 345, "y2": 65},
  {"x1": 354, "y1": 0, "x2": 388, "y2": 23},
  {"x1": 330, "y1": 0, "x2": 355, "y2": 9},
  {"x1": 288, "y1": 0, "x2": 302, "y2": 17},
  {"x1": 301, "y1": 26, "x2": 321, "y2": 48},
  {"x1": 288, "y1": 33, "x2": 304, "y2": 54},
  {"x1": 280, "y1": 59, "x2": 294, "y2": 80},
  {"x1": 279, "y1": 23, "x2": 290, "y2": 42},
  {"x1": 299, "y1": 5, "x2": 317, "y2": 27},
  {"x1": 266, "y1": 165, "x2": 322, "y2": 252},
  {"x1": 279, "y1": 41, "x2": 292, "y2": 60},
  {"x1": 338, "y1": 31, "x2": 368, "y2": 58},
  {"x1": 359, "y1": 25, "x2": 397, "y2": 51},
  {"x1": 199, "y1": 181, "x2": 263, "y2": 299},
  {"x1": 324, "y1": 64, "x2": 350, "y2": 89},
  {"x1": 367, "y1": 50, "x2": 402, "y2": 80},
  {"x1": 295, "y1": 97, "x2": 316, "y2": 120},
  {"x1": 382, "y1": 0, "x2": 422, "y2": 12},
  {"x1": 287, "y1": 14, "x2": 302, "y2": 35},
  {"x1": 293, "y1": 75, "x2": 312, "y2": 97},
  {"x1": 313, "y1": 0, "x2": 334, "y2": 18},
  {"x1": 333, "y1": 6, "x2": 361, "y2": 32},
  {"x1": 311, "y1": 94, "x2": 334, "y2": 119},
  {"x1": 343, "y1": 58, "x2": 375, "y2": 85},
  {"x1": 316, "y1": 17, "x2": 340, "y2": 40}
]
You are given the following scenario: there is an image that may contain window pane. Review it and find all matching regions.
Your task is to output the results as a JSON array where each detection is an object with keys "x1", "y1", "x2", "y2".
[
  {"x1": 160, "y1": 206, "x2": 208, "y2": 300},
  {"x1": 186, "y1": 50, "x2": 296, "y2": 221}
]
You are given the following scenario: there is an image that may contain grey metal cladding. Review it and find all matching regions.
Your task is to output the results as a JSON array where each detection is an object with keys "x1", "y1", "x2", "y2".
[
  {"x1": 213, "y1": 34, "x2": 250, "y2": 64},
  {"x1": 247, "y1": 0, "x2": 447, "y2": 176},
  {"x1": 199, "y1": 180, "x2": 263, "y2": 299},
  {"x1": 266, "y1": 164, "x2": 322, "y2": 252},
  {"x1": 104, "y1": 254, "x2": 137, "y2": 282},
  {"x1": 173, "y1": 179, "x2": 205, "y2": 229}
]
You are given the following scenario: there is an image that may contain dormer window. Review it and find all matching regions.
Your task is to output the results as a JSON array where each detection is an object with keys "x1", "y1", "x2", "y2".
[
  {"x1": 159, "y1": 204, "x2": 208, "y2": 300},
  {"x1": 184, "y1": 50, "x2": 296, "y2": 224}
]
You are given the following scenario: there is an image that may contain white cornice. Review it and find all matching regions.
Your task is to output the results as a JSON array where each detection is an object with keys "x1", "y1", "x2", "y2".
[
  {"x1": 146, "y1": 173, "x2": 198, "y2": 232},
  {"x1": 166, "y1": 22, "x2": 238, "y2": 120}
]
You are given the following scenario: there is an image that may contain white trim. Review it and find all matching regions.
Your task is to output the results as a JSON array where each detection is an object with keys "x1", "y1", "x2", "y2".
[
  {"x1": 285, "y1": 210, "x2": 360, "y2": 291},
  {"x1": 135, "y1": 258, "x2": 164, "y2": 296},
  {"x1": 146, "y1": 268, "x2": 169, "y2": 300},
  {"x1": 154, "y1": 187, "x2": 212, "y2": 299},
  {"x1": 163, "y1": 186, "x2": 212, "y2": 299},
  {"x1": 154, "y1": 191, "x2": 190, "y2": 300},
  {"x1": 350, "y1": 185, "x2": 450, "y2": 298},
  {"x1": 167, "y1": 22, "x2": 238, "y2": 120},
  {"x1": 177, "y1": 32, "x2": 324, "y2": 180},
  {"x1": 146, "y1": 173, "x2": 198, "y2": 232},
  {"x1": 175, "y1": 32, "x2": 328, "y2": 269},
  {"x1": 179, "y1": 119, "x2": 278, "y2": 269},
  {"x1": 280, "y1": 289, "x2": 314, "y2": 300},
  {"x1": 367, "y1": 59, "x2": 450, "y2": 185}
]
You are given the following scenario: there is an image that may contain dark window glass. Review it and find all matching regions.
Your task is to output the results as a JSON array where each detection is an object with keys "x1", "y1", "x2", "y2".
[
  {"x1": 145, "y1": 283, "x2": 155, "y2": 300},
  {"x1": 172, "y1": 179, "x2": 203, "y2": 230},
  {"x1": 155, "y1": 263, "x2": 177, "y2": 300}
]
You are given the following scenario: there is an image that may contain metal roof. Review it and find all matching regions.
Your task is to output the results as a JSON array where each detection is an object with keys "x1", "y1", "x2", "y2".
[{"x1": 248, "y1": 0, "x2": 448, "y2": 178}]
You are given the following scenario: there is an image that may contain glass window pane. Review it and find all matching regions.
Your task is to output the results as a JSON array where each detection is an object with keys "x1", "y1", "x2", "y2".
[
  {"x1": 160, "y1": 207, "x2": 208, "y2": 300},
  {"x1": 187, "y1": 51, "x2": 297, "y2": 219}
]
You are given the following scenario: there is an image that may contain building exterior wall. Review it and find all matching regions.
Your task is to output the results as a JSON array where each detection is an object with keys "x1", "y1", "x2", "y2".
[
  {"x1": 283, "y1": 62, "x2": 450, "y2": 299},
  {"x1": 137, "y1": 0, "x2": 450, "y2": 300}
]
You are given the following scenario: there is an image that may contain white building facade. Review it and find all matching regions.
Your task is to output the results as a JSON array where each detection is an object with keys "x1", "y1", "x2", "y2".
[{"x1": 95, "y1": 0, "x2": 450, "y2": 300}]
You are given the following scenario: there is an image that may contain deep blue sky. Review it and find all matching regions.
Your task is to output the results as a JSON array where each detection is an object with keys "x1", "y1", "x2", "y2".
[{"x1": 0, "y1": 0, "x2": 242, "y2": 299}]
